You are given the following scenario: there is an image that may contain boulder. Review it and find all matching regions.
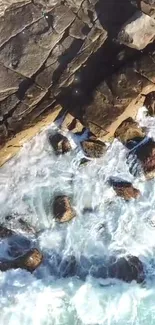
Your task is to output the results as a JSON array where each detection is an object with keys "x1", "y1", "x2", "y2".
[
  {"x1": 144, "y1": 91, "x2": 155, "y2": 116},
  {"x1": 118, "y1": 11, "x2": 155, "y2": 50},
  {"x1": 49, "y1": 133, "x2": 71, "y2": 154},
  {"x1": 81, "y1": 139, "x2": 106, "y2": 158},
  {"x1": 135, "y1": 138, "x2": 155, "y2": 177},
  {"x1": 114, "y1": 117, "x2": 145, "y2": 145},
  {"x1": 0, "y1": 248, "x2": 43, "y2": 272},
  {"x1": 0, "y1": 225, "x2": 14, "y2": 238},
  {"x1": 53, "y1": 195, "x2": 75, "y2": 222},
  {"x1": 109, "y1": 177, "x2": 140, "y2": 200},
  {"x1": 108, "y1": 255, "x2": 144, "y2": 283}
]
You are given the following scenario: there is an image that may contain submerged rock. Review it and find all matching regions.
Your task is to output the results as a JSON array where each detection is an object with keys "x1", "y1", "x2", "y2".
[
  {"x1": 0, "y1": 248, "x2": 43, "y2": 272},
  {"x1": 114, "y1": 117, "x2": 145, "y2": 145},
  {"x1": 81, "y1": 139, "x2": 106, "y2": 158},
  {"x1": 109, "y1": 177, "x2": 140, "y2": 200},
  {"x1": 49, "y1": 133, "x2": 71, "y2": 154},
  {"x1": 53, "y1": 195, "x2": 75, "y2": 223}
]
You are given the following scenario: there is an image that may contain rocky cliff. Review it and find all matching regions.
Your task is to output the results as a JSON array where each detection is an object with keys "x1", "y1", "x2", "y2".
[{"x1": 1, "y1": 0, "x2": 155, "y2": 148}]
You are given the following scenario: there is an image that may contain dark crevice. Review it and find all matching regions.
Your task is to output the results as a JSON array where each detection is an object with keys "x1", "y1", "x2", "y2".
[
  {"x1": 17, "y1": 79, "x2": 34, "y2": 100},
  {"x1": 52, "y1": 38, "x2": 84, "y2": 85}
]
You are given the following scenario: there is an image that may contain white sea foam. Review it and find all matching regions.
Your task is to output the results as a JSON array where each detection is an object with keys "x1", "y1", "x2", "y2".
[{"x1": 0, "y1": 107, "x2": 155, "y2": 324}]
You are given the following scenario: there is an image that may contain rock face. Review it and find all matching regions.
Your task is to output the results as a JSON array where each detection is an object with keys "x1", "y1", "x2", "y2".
[
  {"x1": 114, "y1": 117, "x2": 145, "y2": 145},
  {"x1": 81, "y1": 139, "x2": 106, "y2": 158},
  {"x1": 1, "y1": 0, "x2": 155, "y2": 154},
  {"x1": 49, "y1": 133, "x2": 71, "y2": 154},
  {"x1": 0, "y1": 248, "x2": 43, "y2": 272},
  {"x1": 53, "y1": 195, "x2": 75, "y2": 222},
  {"x1": 109, "y1": 177, "x2": 140, "y2": 200}
]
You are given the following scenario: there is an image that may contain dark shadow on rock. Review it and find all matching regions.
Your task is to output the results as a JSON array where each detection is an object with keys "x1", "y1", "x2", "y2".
[{"x1": 95, "y1": 0, "x2": 137, "y2": 38}]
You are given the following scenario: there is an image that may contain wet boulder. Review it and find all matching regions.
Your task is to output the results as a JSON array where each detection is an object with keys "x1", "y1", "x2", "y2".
[
  {"x1": 0, "y1": 248, "x2": 43, "y2": 272},
  {"x1": 118, "y1": 11, "x2": 155, "y2": 50},
  {"x1": 109, "y1": 177, "x2": 140, "y2": 200},
  {"x1": 114, "y1": 117, "x2": 145, "y2": 145},
  {"x1": 0, "y1": 225, "x2": 14, "y2": 238},
  {"x1": 49, "y1": 133, "x2": 71, "y2": 155},
  {"x1": 134, "y1": 138, "x2": 155, "y2": 178},
  {"x1": 144, "y1": 91, "x2": 155, "y2": 116},
  {"x1": 53, "y1": 195, "x2": 75, "y2": 223},
  {"x1": 108, "y1": 255, "x2": 144, "y2": 283},
  {"x1": 81, "y1": 139, "x2": 106, "y2": 158}
]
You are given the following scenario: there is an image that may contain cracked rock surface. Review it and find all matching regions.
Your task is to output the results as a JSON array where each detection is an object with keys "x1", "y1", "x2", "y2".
[{"x1": 1, "y1": 0, "x2": 155, "y2": 149}]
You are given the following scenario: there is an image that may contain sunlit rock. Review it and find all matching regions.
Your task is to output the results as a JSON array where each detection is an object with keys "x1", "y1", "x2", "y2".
[
  {"x1": 0, "y1": 248, "x2": 43, "y2": 272},
  {"x1": 53, "y1": 195, "x2": 75, "y2": 223},
  {"x1": 81, "y1": 139, "x2": 106, "y2": 158},
  {"x1": 109, "y1": 177, "x2": 140, "y2": 200},
  {"x1": 114, "y1": 117, "x2": 145, "y2": 145},
  {"x1": 61, "y1": 113, "x2": 85, "y2": 134}
]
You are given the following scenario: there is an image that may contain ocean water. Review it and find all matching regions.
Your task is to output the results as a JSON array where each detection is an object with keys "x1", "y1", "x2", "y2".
[{"x1": 0, "y1": 107, "x2": 155, "y2": 324}]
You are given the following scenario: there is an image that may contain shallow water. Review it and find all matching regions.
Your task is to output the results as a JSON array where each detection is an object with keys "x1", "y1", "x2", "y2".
[{"x1": 0, "y1": 107, "x2": 155, "y2": 324}]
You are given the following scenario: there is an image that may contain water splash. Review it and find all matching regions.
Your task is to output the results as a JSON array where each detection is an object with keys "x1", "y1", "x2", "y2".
[{"x1": 0, "y1": 107, "x2": 155, "y2": 324}]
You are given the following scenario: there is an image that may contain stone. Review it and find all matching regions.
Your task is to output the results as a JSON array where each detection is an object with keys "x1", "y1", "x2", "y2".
[
  {"x1": 108, "y1": 255, "x2": 144, "y2": 283},
  {"x1": 114, "y1": 117, "x2": 145, "y2": 145},
  {"x1": 81, "y1": 139, "x2": 106, "y2": 158},
  {"x1": 0, "y1": 248, "x2": 43, "y2": 272},
  {"x1": 144, "y1": 91, "x2": 155, "y2": 116},
  {"x1": 118, "y1": 11, "x2": 155, "y2": 50},
  {"x1": 53, "y1": 195, "x2": 75, "y2": 222},
  {"x1": 135, "y1": 138, "x2": 155, "y2": 177},
  {"x1": 49, "y1": 133, "x2": 72, "y2": 154},
  {"x1": 61, "y1": 113, "x2": 85, "y2": 134},
  {"x1": 109, "y1": 177, "x2": 140, "y2": 200},
  {"x1": 0, "y1": 225, "x2": 14, "y2": 238}
]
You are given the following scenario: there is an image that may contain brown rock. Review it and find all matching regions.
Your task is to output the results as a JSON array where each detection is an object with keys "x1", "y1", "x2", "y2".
[
  {"x1": 81, "y1": 139, "x2": 106, "y2": 158},
  {"x1": 114, "y1": 117, "x2": 145, "y2": 144},
  {"x1": 61, "y1": 113, "x2": 85, "y2": 134},
  {"x1": 16, "y1": 248, "x2": 43, "y2": 272},
  {"x1": 0, "y1": 248, "x2": 43, "y2": 272},
  {"x1": 144, "y1": 91, "x2": 155, "y2": 116},
  {"x1": 136, "y1": 138, "x2": 155, "y2": 177},
  {"x1": 53, "y1": 195, "x2": 75, "y2": 222},
  {"x1": 49, "y1": 133, "x2": 71, "y2": 154},
  {"x1": 114, "y1": 184, "x2": 140, "y2": 200},
  {"x1": 0, "y1": 225, "x2": 14, "y2": 238},
  {"x1": 118, "y1": 11, "x2": 155, "y2": 50},
  {"x1": 109, "y1": 177, "x2": 140, "y2": 200}
]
